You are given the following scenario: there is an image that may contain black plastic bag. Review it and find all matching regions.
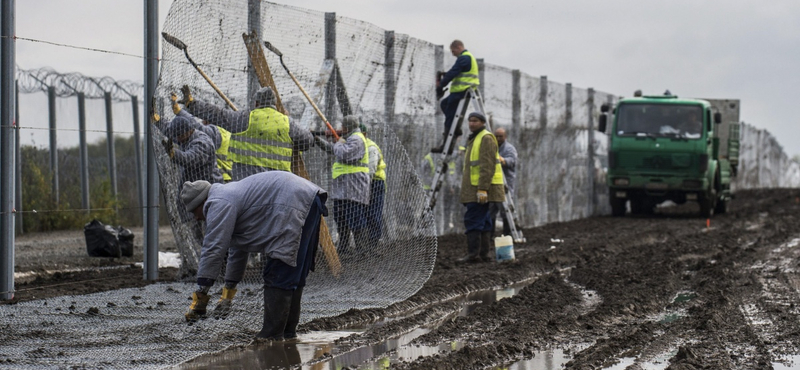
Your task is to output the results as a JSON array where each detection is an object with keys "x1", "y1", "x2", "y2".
[{"x1": 84, "y1": 219, "x2": 135, "y2": 258}]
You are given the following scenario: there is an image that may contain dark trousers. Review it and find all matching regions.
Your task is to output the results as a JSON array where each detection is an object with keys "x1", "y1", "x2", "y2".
[
  {"x1": 440, "y1": 91, "x2": 467, "y2": 136},
  {"x1": 463, "y1": 202, "x2": 493, "y2": 233},
  {"x1": 333, "y1": 199, "x2": 368, "y2": 253},
  {"x1": 367, "y1": 180, "x2": 385, "y2": 242},
  {"x1": 489, "y1": 203, "x2": 512, "y2": 236},
  {"x1": 262, "y1": 195, "x2": 325, "y2": 290}
]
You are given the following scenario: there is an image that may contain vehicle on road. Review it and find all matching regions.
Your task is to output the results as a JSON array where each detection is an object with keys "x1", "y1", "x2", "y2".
[{"x1": 598, "y1": 92, "x2": 740, "y2": 217}]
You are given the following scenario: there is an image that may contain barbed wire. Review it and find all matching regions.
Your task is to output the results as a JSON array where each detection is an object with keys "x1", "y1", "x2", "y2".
[{"x1": 16, "y1": 66, "x2": 144, "y2": 102}]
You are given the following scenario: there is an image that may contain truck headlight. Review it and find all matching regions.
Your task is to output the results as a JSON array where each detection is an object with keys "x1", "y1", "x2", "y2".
[{"x1": 613, "y1": 178, "x2": 630, "y2": 186}]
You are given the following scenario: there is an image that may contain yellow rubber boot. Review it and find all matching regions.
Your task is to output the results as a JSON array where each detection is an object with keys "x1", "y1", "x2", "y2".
[
  {"x1": 212, "y1": 287, "x2": 237, "y2": 319},
  {"x1": 184, "y1": 292, "x2": 210, "y2": 322}
]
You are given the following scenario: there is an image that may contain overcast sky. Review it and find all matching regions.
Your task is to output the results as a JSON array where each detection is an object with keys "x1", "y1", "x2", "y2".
[{"x1": 12, "y1": 0, "x2": 800, "y2": 157}]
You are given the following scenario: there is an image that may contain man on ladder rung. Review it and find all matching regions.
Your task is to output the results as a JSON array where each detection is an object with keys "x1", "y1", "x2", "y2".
[{"x1": 432, "y1": 39, "x2": 479, "y2": 154}]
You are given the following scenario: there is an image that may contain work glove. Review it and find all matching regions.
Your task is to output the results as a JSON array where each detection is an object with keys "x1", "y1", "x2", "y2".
[
  {"x1": 161, "y1": 138, "x2": 175, "y2": 159},
  {"x1": 476, "y1": 190, "x2": 489, "y2": 204},
  {"x1": 211, "y1": 287, "x2": 237, "y2": 320},
  {"x1": 336, "y1": 137, "x2": 346, "y2": 144},
  {"x1": 499, "y1": 157, "x2": 506, "y2": 165},
  {"x1": 178, "y1": 85, "x2": 194, "y2": 107},
  {"x1": 184, "y1": 291, "x2": 210, "y2": 322},
  {"x1": 170, "y1": 93, "x2": 181, "y2": 115}
]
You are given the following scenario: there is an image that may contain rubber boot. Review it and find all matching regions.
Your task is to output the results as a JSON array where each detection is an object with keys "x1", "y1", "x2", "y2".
[
  {"x1": 256, "y1": 287, "x2": 293, "y2": 340},
  {"x1": 457, "y1": 231, "x2": 481, "y2": 263},
  {"x1": 283, "y1": 287, "x2": 304, "y2": 340},
  {"x1": 212, "y1": 286, "x2": 237, "y2": 320},
  {"x1": 337, "y1": 225, "x2": 351, "y2": 255},
  {"x1": 184, "y1": 292, "x2": 210, "y2": 322},
  {"x1": 480, "y1": 231, "x2": 493, "y2": 262}
]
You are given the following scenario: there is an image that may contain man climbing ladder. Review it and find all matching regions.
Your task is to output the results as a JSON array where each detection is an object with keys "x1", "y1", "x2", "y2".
[{"x1": 432, "y1": 39, "x2": 479, "y2": 154}]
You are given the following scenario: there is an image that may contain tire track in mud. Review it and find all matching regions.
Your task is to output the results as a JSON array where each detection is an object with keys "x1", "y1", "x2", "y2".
[{"x1": 303, "y1": 189, "x2": 800, "y2": 369}]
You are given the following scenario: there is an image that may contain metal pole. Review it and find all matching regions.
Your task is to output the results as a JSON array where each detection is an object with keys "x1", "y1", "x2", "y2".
[
  {"x1": 48, "y1": 86, "x2": 58, "y2": 204},
  {"x1": 539, "y1": 76, "x2": 548, "y2": 129},
  {"x1": 324, "y1": 12, "x2": 336, "y2": 121},
  {"x1": 78, "y1": 92, "x2": 89, "y2": 211},
  {"x1": 103, "y1": 91, "x2": 118, "y2": 199},
  {"x1": 565, "y1": 83, "x2": 572, "y2": 127},
  {"x1": 15, "y1": 82, "x2": 21, "y2": 235},
  {"x1": 587, "y1": 88, "x2": 596, "y2": 216},
  {"x1": 131, "y1": 95, "x2": 143, "y2": 222},
  {"x1": 434, "y1": 45, "x2": 444, "y2": 124},
  {"x1": 144, "y1": 0, "x2": 160, "y2": 280},
  {"x1": 384, "y1": 30, "x2": 395, "y2": 127},
  {"x1": 477, "y1": 58, "x2": 485, "y2": 98},
  {"x1": 1, "y1": 0, "x2": 17, "y2": 301},
  {"x1": 511, "y1": 69, "x2": 521, "y2": 135}
]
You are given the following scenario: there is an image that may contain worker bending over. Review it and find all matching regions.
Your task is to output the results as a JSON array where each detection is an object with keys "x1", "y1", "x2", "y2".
[
  {"x1": 432, "y1": 40, "x2": 480, "y2": 154},
  {"x1": 314, "y1": 116, "x2": 370, "y2": 254},
  {"x1": 177, "y1": 85, "x2": 313, "y2": 180},
  {"x1": 459, "y1": 112, "x2": 505, "y2": 263},
  {"x1": 181, "y1": 171, "x2": 327, "y2": 340}
]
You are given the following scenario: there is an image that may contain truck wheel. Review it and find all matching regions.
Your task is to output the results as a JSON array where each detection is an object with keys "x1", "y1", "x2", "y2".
[
  {"x1": 699, "y1": 196, "x2": 715, "y2": 218},
  {"x1": 610, "y1": 197, "x2": 626, "y2": 217},
  {"x1": 714, "y1": 198, "x2": 729, "y2": 214}
]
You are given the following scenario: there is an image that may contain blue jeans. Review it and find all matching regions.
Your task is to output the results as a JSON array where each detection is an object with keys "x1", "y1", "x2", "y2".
[
  {"x1": 262, "y1": 195, "x2": 325, "y2": 290},
  {"x1": 440, "y1": 91, "x2": 467, "y2": 136},
  {"x1": 463, "y1": 202, "x2": 493, "y2": 233}
]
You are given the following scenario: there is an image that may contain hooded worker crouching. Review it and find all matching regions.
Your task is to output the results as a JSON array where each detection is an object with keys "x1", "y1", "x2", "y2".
[{"x1": 459, "y1": 112, "x2": 505, "y2": 263}]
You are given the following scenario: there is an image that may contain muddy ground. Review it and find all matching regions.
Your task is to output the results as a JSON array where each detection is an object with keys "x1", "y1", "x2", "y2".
[{"x1": 7, "y1": 189, "x2": 800, "y2": 369}]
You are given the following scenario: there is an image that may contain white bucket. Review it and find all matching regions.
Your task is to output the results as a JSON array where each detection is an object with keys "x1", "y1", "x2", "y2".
[{"x1": 494, "y1": 235, "x2": 515, "y2": 262}]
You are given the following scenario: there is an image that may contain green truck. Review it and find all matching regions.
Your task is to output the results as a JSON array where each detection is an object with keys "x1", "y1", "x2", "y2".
[{"x1": 598, "y1": 93, "x2": 740, "y2": 217}]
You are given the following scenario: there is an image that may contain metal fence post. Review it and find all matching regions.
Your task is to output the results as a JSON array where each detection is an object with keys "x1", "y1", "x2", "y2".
[
  {"x1": 511, "y1": 69, "x2": 521, "y2": 135},
  {"x1": 539, "y1": 76, "x2": 548, "y2": 129},
  {"x1": 1, "y1": 0, "x2": 17, "y2": 301},
  {"x1": 565, "y1": 83, "x2": 572, "y2": 127},
  {"x1": 144, "y1": 0, "x2": 160, "y2": 280},
  {"x1": 434, "y1": 45, "x2": 444, "y2": 124},
  {"x1": 48, "y1": 86, "x2": 58, "y2": 204},
  {"x1": 15, "y1": 82, "x2": 22, "y2": 235},
  {"x1": 104, "y1": 91, "x2": 118, "y2": 199},
  {"x1": 324, "y1": 12, "x2": 336, "y2": 121},
  {"x1": 384, "y1": 30, "x2": 395, "y2": 127},
  {"x1": 78, "y1": 92, "x2": 90, "y2": 211},
  {"x1": 587, "y1": 88, "x2": 596, "y2": 216},
  {"x1": 131, "y1": 95, "x2": 143, "y2": 221},
  {"x1": 477, "y1": 58, "x2": 485, "y2": 98}
]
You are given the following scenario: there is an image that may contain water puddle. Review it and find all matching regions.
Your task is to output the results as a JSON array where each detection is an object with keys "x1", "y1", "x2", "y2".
[
  {"x1": 177, "y1": 281, "x2": 532, "y2": 369},
  {"x1": 773, "y1": 354, "x2": 800, "y2": 370},
  {"x1": 499, "y1": 348, "x2": 572, "y2": 370}
]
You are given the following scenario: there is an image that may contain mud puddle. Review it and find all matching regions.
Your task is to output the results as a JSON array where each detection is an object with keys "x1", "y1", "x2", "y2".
[{"x1": 178, "y1": 281, "x2": 533, "y2": 369}]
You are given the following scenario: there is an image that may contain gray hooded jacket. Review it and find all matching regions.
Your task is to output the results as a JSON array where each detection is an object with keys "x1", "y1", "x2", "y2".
[{"x1": 196, "y1": 171, "x2": 327, "y2": 282}]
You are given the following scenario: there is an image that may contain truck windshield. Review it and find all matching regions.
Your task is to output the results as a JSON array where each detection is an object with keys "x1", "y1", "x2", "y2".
[{"x1": 616, "y1": 104, "x2": 703, "y2": 139}]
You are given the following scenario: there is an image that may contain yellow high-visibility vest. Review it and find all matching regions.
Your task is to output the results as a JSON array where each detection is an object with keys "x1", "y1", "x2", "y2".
[
  {"x1": 450, "y1": 51, "x2": 479, "y2": 93},
  {"x1": 215, "y1": 126, "x2": 233, "y2": 181},
  {"x1": 467, "y1": 129, "x2": 504, "y2": 186},
  {"x1": 365, "y1": 138, "x2": 386, "y2": 181},
  {"x1": 331, "y1": 132, "x2": 369, "y2": 179},
  {"x1": 228, "y1": 107, "x2": 293, "y2": 172}
]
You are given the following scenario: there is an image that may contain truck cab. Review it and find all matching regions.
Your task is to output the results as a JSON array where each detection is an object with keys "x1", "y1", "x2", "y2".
[{"x1": 598, "y1": 93, "x2": 740, "y2": 217}]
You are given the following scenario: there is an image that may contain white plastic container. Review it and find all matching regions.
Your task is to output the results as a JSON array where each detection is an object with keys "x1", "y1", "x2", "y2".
[{"x1": 494, "y1": 235, "x2": 515, "y2": 262}]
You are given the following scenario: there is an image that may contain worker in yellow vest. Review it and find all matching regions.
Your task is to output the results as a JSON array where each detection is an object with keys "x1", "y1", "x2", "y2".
[
  {"x1": 361, "y1": 124, "x2": 386, "y2": 244},
  {"x1": 314, "y1": 116, "x2": 370, "y2": 254},
  {"x1": 459, "y1": 112, "x2": 504, "y2": 263},
  {"x1": 178, "y1": 86, "x2": 313, "y2": 180},
  {"x1": 432, "y1": 40, "x2": 480, "y2": 154}
]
